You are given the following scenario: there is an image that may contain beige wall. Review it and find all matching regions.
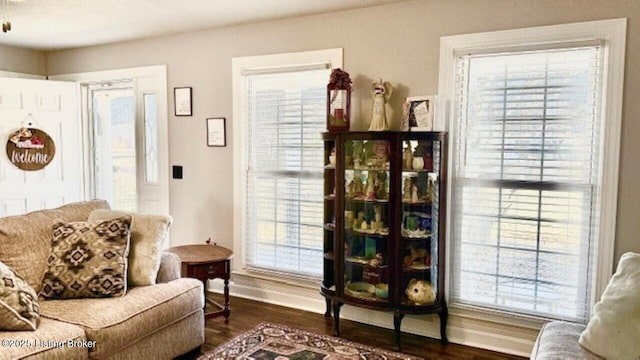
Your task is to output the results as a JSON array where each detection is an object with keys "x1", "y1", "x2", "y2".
[
  {"x1": 0, "y1": 43, "x2": 46, "y2": 75},
  {"x1": 45, "y1": 0, "x2": 640, "y2": 263}
]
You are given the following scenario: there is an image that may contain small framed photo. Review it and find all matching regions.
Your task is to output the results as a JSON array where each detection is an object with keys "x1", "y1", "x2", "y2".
[
  {"x1": 174, "y1": 87, "x2": 192, "y2": 116},
  {"x1": 403, "y1": 95, "x2": 435, "y2": 132},
  {"x1": 207, "y1": 117, "x2": 226, "y2": 147}
]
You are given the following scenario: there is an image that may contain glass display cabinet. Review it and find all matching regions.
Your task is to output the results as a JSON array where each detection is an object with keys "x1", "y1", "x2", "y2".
[{"x1": 321, "y1": 131, "x2": 448, "y2": 349}]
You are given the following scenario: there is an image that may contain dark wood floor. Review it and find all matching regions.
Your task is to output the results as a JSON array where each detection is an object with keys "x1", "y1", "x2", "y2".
[{"x1": 203, "y1": 293, "x2": 526, "y2": 359}]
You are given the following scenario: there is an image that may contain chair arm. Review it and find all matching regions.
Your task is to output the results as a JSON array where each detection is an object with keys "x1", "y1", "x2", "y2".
[{"x1": 157, "y1": 252, "x2": 182, "y2": 283}]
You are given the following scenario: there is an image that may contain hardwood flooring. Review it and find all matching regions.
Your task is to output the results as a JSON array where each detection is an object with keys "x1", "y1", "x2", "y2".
[{"x1": 202, "y1": 293, "x2": 527, "y2": 359}]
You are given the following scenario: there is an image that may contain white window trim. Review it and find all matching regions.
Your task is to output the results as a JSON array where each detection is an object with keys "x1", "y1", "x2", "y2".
[
  {"x1": 232, "y1": 48, "x2": 343, "y2": 280},
  {"x1": 438, "y1": 19, "x2": 627, "y2": 321}
]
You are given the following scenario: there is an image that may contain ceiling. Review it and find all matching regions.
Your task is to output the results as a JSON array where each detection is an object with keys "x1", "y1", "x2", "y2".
[{"x1": 0, "y1": 0, "x2": 406, "y2": 51}]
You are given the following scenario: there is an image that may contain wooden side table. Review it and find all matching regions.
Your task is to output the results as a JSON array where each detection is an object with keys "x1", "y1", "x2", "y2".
[{"x1": 166, "y1": 244, "x2": 233, "y2": 323}]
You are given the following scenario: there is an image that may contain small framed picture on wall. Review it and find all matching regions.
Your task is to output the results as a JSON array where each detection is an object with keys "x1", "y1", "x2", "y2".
[
  {"x1": 174, "y1": 87, "x2": 192, "y2": 116},
  {"x1": 207, "y1": 117, "x2": 226, "y2": 147}
]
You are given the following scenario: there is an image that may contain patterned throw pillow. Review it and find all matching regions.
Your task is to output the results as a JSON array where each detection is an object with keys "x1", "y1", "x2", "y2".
[
  {"x1": 40, "y1": 216, "x2": 132, "y2": 299},
  {"x1": 0, "y1": 261, "x2": 40, "y2": 331}
]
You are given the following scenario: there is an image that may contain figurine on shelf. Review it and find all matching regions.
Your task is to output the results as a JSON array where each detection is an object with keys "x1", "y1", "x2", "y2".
[
  {"x1": 403, "y1": 178, "x2": 412, "y2": 201},
  {"x1": 372, "y1": 205, "x2": 384, "y2": 230},
  {"x1": 425, "y1": 175, "x2": 435, "y2": 203},
  {"x1": 373, "y1": 140, "x2": 390, "y2": 164},
  {"x1": 353, "y1": 140, "x2": 363, "y2": 168},
  {"x1": 347, "y1": 180, "x2": 355, "y2": 197},
  {"x1": 377, "y1": 172, "x2": 388, "y2": 200},
  {"x1": 345, "y1": 211, "x2": 355, "y2": 229},
  {"x1": 366, "y1": 173, "x2": 376, "y2": 200},
  {"x1": 411, "y1": 183, "x2": 419, "y2": 203},
  {"x1": 329, "y1": 147, "x2": 337, "y2": 167},
  {"x1": 354, "y1": 176, "x2": 364, "y2": 197},
  {"x1": 403, "y1": 244, "x2": 429, "y2": 268},
  {"x1": 345, "y1": 141, "x2": 353, "y2": 168},
  {"x1": 412, "y1": 157, "x2": 424, "y2": 170},
  {"x1": 405, "y1": 279, "x2": 436, "y2": 305},
  {"x1": 354, "y1": 211, "x2": 365, "y2": 230},
  {"x1": 369, "y1": 78, "x2": 394, "y2": 131},
  {"x1": 403, "y1": 142, "x2": 413, "y2": 170},
  {"x1": 422, "y1": 141, "x2": 433, "y2": 171},
  {"x1": 361, "y1": 220, "x2": 369, "y2": 231}
]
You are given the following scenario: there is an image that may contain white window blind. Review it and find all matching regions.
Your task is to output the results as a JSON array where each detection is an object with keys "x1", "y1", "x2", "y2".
[
  {"x1": 243, "y1": 66, "x2": 329, "y2": 278},
  {"x1": 451, "y1": 46, "x2": 602, "y2": 322}
]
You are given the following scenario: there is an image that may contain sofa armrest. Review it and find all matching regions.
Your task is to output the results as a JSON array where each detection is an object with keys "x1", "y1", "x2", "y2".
[{"x1": 157, "y1": 252, "x2": 182, "y2": 283}]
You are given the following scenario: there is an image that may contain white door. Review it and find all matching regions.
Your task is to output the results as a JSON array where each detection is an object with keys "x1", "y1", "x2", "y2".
[
  {"x1": 80, "y1": 70, "x2": 169, "y2": 215},
  {"x1": 0, "y1": 78, "x2": 83, "y2": 216}
]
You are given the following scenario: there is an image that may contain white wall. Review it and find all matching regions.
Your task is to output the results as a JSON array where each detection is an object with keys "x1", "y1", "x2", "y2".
[
  {"x1": 44, "y1": 0, "x2": 640, "y2": 263},
  {"x1": 0, "y1": 44, "x2": 46, "y2": 76}
]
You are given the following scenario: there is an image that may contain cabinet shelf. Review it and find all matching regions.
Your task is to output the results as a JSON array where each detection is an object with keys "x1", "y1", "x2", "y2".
[
  {"x1": 402, "y1": 266, "x2": 432, "y2": 273},
  {"x1": 348, "y1": 229, "x2": 389, "y2": 238},
  {"x1": 345, "y1": 196, "x2": 389, "y2": 204},
  {"x1": 322, "y1": 131, "x2": 449, "y2": 347}
]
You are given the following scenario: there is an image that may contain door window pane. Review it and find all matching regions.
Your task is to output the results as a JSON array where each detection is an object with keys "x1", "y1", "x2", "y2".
[
  {"x1": 144, "y1": 93, "x2": 159, "y2": 183},
  {"x1": 93, "y1": 88, "x2": 137, "y2": 211}
]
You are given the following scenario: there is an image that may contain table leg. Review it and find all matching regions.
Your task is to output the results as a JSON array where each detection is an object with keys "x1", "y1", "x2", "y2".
[{"x1": 223, "y1": 278, "x2": 230, "y2": 324}]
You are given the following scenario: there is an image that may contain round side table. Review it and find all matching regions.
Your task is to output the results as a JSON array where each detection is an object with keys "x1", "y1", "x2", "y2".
[{"x1": 166, "y1": 244, "x2": 233, "y2": 323}]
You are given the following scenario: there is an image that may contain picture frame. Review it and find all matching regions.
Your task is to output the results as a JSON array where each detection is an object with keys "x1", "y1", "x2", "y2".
[
  {"x1": 207, "y1": 117, "x2": 226, "y2": 147},
  {"x1": 403, "y1": 95, "x2": 435, "y2": 132},
  {"x1": 174, "y1": 87, "x2": 192, "y2": 116}
]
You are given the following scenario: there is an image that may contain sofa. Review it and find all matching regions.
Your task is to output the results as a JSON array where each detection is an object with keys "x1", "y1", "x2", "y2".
[
  {"x1": 530, "y1": 321, "x2": 602, "y2": 360},
  {"x1": 0, "y1": 200, "x2": 205, "y2": 359}
]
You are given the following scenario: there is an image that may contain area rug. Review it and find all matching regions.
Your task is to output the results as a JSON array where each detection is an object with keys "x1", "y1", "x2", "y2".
[{"x1": 199, "y1": 322, "x2": 422, "y2": 360}]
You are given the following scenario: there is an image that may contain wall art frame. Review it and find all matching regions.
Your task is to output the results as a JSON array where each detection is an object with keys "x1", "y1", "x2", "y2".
[
  {"x1": 174, "y1": 87, "x2": 192, "y2": 116},
  {"x1": 207, "y1": 117, "x2": 226, "y2": 147}
]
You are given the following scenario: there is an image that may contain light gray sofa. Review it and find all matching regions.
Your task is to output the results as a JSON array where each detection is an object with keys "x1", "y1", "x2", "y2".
[
  {"x1": 0, "y1": 200, "x2": 204, "y2": 359},
  {"x1": 531, "y1": 321, "x2": 602, "y2": 360}
]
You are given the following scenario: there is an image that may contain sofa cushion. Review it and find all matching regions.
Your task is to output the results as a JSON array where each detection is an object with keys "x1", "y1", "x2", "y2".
[
  {"x1": 89, "y1": 209, "x2": 173, "y2": 286},
  {"x1": 0, "y1": 317, "x2": 89, "y2": 360},
  {"x1": 0, "y1": 200, "x2": 110, "y2": 293},
  {"x1": 40, "y1": 216, "x2": 132, "y2": 299},
  {"x1": 40, "y1": 278, "x2": 203, "y2": 359},
  {"x1": 579, "y1": 252, "x2": 640, "y2": 359},
  {"x1": 0, "y1": 261, "x2": 40, "y2": 331},
  {"x1": 531, "y1": 321, "x2": 602, "y2": 360}
]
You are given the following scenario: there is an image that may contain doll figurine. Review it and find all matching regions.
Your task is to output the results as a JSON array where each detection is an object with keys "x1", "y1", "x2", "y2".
[
  {"x1": 411, "y1": 184, "x2": 419, "y2": 203},
  {"x1": 403, "y1": 178, "x2": 412, "y2": 200},
  {"x1": 368, "y1": 78, "x2": 394, "y2": 131}
]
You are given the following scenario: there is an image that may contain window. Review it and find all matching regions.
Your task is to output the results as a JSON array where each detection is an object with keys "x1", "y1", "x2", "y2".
[
  {"x1": 234, "y1": 49, "x2": 342, "y2": 279},
  {"x1": 441, "y1": 20, "x2": 627, "y2": 327},
  {"x1": 451, "y1": 46, "x2": 604, "y2": 322}
]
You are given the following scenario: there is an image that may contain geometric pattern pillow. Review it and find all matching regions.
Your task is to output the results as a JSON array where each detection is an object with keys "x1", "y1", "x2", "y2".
[
  {"x1": 0, "y1": 261, "x2": 40, "y2": 330},
  {"x1": 40, "y1": 216, "x2": 132, "y2": 299}
]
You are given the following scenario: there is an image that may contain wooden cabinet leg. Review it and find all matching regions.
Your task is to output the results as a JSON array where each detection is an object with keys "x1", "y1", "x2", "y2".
[
  {"x1": 439, "y1": 303, "x2": 448, "y2": 343},
  {"x1": 324, "y1": 298, "x2": 332, "y2": 318},
  {"x1": 393, "y1": 310, "x2": 405, "y2": 351},
  {"x1": 332, "y1": 301, "x2": 343, "y2": 336}
]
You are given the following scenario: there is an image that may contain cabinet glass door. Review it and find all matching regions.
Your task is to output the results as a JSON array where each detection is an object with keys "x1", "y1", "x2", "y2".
[
  {"x1": 343, "y1": 139, "x2": 391, "y2": 303},
  {"x1": 400, "y1": 138, "x2": 441, "y2": 306}
]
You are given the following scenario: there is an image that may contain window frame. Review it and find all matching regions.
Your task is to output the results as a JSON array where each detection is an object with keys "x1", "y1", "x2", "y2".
[
  {"x1": 438, "y1": 19, "x2": 627, "y2": 321},
  {"x1": 232, "y1": 48, "x2": 343, "y2": 281}
]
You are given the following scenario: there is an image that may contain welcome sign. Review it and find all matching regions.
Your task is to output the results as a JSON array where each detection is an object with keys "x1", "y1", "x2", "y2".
[{"x1": 5, "y1": 127, "x2": 56, "y2": 171}]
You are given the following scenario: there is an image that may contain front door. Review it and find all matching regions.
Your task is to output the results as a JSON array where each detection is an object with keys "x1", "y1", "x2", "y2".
[{"x1": 0, "y1": 78, "x2": 83, "y2": 216}]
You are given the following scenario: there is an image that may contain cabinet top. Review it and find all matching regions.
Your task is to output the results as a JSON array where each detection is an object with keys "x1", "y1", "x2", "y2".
[{"x1": 321, "y1": 131, "x2": 447, "y2": 141}]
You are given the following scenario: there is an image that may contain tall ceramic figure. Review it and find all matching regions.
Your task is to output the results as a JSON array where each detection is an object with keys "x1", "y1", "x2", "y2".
[{"x1": 368, "y1": 78, "x2": 394, "y2": 131}]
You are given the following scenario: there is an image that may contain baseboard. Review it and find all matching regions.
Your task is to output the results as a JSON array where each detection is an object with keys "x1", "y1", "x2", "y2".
[{"x1": 207, "y1": 278, "x2": 536, "y2": 357}]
